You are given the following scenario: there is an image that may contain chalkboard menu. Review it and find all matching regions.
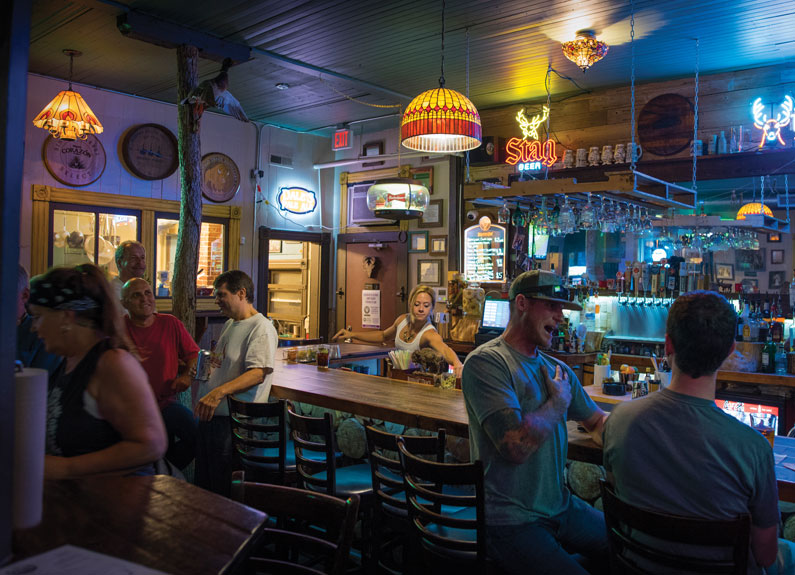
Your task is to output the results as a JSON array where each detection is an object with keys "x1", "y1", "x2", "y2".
[{"x1": 464, "y1": 217, "x2": 506, "y2": 282}]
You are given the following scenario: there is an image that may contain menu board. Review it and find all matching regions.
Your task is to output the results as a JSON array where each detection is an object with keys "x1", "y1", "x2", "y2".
[{"x1": 464, "y1": 219, "x2": 506, "y2": 282}]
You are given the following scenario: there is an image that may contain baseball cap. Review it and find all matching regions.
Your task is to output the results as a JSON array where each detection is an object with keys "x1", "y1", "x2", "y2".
[{"x1": 508, "y1": 270, "x2": 582, "y2": 311}]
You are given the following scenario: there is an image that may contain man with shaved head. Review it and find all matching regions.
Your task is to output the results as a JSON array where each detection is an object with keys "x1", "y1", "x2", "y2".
[{"x1": 122, "y1": 278, "x2": 200, "y2": 470}]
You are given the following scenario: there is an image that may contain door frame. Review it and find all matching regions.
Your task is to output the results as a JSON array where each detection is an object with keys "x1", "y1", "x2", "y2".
[
  {"x1": 336, "y1": 230, "x2": 407, "y2": 336},
  {"x1": 257, "y1": 227, "x2": 331, "y2": 341}
]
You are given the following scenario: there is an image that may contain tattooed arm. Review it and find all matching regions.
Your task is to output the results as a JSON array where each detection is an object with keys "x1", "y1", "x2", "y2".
[{"x1": 481, "y1": 365, "x2": 572, "y2": 464}]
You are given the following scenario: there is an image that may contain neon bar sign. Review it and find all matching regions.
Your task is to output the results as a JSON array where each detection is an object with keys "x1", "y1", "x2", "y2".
[
  {"x1": 505, "y1": 106, "x2": 557, "y2": 168},
  {"x1": 752, "y1": 95, "x2": 793, "y2": 148},
  {"x1": 277, "y1": 186, "x2": 317, "y2": 215}
]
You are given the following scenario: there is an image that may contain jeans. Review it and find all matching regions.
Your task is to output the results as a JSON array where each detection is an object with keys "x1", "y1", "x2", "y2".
[
  {"x1": 161, "y1": 402, "x2": 197, "y2": 470},
  {"x1": 487, "y1": 495, "x2": 609, "y2": 575},
  {"x1": 196, "y1": 416, "x2": 233, "y2": 497}
]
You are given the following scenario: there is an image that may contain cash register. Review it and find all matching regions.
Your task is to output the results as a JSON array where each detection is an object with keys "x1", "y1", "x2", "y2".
[{"x1": 474, "y1": 296, "x2": 510, "y2": 346}]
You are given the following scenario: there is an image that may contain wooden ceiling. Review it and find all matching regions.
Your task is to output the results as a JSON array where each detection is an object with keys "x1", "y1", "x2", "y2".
[{"x1": 28, "y1": 0, "x2": 795, "y2": 134}]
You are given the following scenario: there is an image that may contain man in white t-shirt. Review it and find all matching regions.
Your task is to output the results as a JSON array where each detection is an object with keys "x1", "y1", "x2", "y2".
[
  {"x1": 194, "y1": 269, "x2": 278, "y2": 496},
  {"x1": 111, "y1": 241, "x2": 147, "y2": 300}
]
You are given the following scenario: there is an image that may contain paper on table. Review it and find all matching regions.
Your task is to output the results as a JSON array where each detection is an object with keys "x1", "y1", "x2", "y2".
[
  {"x1": 782, "y1": 461, "x2": 795, "y2": 473},
  {"x1": 0, "y1": 545, "x2": 168, "y2": 575},
  {"x1": 774, "y1": 453, "x2": 787, "y2": 464}
]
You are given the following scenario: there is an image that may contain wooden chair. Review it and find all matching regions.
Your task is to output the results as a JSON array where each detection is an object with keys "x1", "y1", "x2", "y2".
[
  {"x1": 599, "y1": 479, "x2": 751, "y2": 574},
  {"x1": 227, "y1": 396, "x2": 296, "y2": 486},
  {"x1": 365, "y1": 425, "x2": 446, "y2": 572},
  {"x1": 286, "y1": 405, "x2": 373, "y2": 500},
  {"x1": 231, "y1": 470, "x2": 359, "y2": 575},
  {"x1": 396, "y1": 436, "x2": 486, "y2": 574}
]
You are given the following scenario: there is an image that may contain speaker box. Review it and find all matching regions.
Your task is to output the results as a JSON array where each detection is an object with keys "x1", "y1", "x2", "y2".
[{"x1": 468, "y1": 136, "x2": 504, "y2": 165}]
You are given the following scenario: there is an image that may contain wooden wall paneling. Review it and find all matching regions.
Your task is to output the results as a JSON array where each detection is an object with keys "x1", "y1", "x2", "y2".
[
  {"x1": 228, "y1": 206, "x2": 241, "y2": 270},
  {"x1": 30, "y1": 186, "x2": 50, "y2": 275},
  {"x1": 141, "y1": 209, "x2": 155, "y2": 281}
]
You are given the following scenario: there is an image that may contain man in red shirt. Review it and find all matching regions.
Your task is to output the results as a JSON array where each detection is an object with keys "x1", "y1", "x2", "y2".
[{"x1": 123, "y1": 278, "x2": 199, "y2": 470}]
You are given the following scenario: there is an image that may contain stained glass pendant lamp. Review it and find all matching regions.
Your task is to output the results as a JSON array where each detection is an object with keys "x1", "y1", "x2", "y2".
[
  {"x1": 400, "y1": 1, "x2": 481, "y2": 153},
  {"x1": 562, "y1": 29, "x2": 609, "y2": 73},
  {"x1": 32, "y1": 49, "x2": 103, "y2": 141},
  {"x1": 736, "y1": 202, "x2": 774, "y2": 220}
]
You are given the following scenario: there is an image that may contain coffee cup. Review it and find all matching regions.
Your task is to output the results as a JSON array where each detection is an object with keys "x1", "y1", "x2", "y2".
[
  {"x1": 601, "y1": 145, "x2": 613, "y2": 165},
  {"x1": 563, "y1": 149, "x2": 574, "y2": 168},
  {"x1": 627, "y1": 142, "x2": 643, "y2": 162},
  {"x1": 614, "y1": 143, "x2": 626, "y2": 163}
]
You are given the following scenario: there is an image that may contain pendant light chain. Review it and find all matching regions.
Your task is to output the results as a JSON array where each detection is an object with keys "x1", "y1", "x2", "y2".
[
  {"x1": 439, "y1": 0, "x2": 446, "y2": 88},
  {"x1": 466, "y1": 26, "x2": 471, "y2": 182},
  {"x1": 545, "y1": 63, "x2": 552, "y2": 181},
  {"x1": 68, "y1": 51, "x2": 74, "y2": 90},
  {"x1": 692, "y1": 38, "x2": 700, "y2": 200}
]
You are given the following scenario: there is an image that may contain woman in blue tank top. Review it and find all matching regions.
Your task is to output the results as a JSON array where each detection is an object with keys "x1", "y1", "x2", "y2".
[
  {"x1": 29, "y1": 264, "x2": 166, "y2": 479},
  {"x1": 333, "y1": 285, "x2": 463, "y2": 377}
]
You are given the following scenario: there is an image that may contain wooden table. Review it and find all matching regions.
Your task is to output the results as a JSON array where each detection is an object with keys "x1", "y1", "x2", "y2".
[
  {"x1": 271, "y1": 361, "x2": 469, "y2": 437},
  {"x1": 12, "y1": 475, "x2": 267, "y2": 575}
]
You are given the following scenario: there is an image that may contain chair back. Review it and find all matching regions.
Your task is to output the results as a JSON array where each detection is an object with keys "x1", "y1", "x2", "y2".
[
  {"x1": 396, "y1": 436, "x2": 486, "y2": 570},
  {"x1": 231, "y1": 470, "x2": 359, "y2": 575},
  {"x1": 365, "y1": 426, "x2": 446, "y2": 515},
  {"x1": 227, "y1": 396, "x2": 290, "y2": 484},
  {"x1": 599, "y1": 479, "x2": 751, "y2": 574},
  {"x1": 287, "y1": 404, "x2": 339, "y2": 495}
]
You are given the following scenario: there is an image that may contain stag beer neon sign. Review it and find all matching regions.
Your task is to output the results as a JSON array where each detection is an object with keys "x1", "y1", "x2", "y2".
[
  {"x1": 752, "y1": 96, "x2": 794, "y2": 148},
  {"x1": 505, "y1": 106, "x2": 557, "y2": 168}
]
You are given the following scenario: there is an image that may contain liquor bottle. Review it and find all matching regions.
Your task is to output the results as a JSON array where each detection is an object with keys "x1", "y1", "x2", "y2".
[
  {"x1": 761, "y1": 335, "x2": 775, "y2": 373},
  {"x1": 763, "y1": 295, "x2": 771, "y2": 319},
  {"x1": 718, "y1": 131, "x2": 728, "y2": 154},
  {"x1": 789, "y1": 271, "x2": 795, "y2": 309},
  {"x1": 742, "y1": 298, "x2": 752, "y2": 341},
  {"x1": 736, "y1": 298, "x2": 745, "y2": 342},
  {"x1": 775, "y1": 342, "x2": 788, "y2": 375},
  {"x1": 771, "y1": 319, "x2": 783, "y2": 343}
]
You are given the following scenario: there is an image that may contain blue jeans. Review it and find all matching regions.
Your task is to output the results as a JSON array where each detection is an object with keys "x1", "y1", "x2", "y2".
[
  {"x1": 196, "y1": 416, "x2": 233, "y2": 497},
  {"x1": 487, "y1": 495, "x2": 609, "y2": 575},
  {"x1": 161, "y1": 402, "x2": 197, "y2": 470}
]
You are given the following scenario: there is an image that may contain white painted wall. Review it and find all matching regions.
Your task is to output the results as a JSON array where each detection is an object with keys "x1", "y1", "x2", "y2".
[{"x1": 21, "y1": 74, "x2": 334, "y2": 286}]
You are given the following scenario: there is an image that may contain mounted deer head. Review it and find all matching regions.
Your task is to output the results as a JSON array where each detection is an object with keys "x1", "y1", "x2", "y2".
[{"x1": 752, "y1": 96, "x2": 793, "y2": 148}]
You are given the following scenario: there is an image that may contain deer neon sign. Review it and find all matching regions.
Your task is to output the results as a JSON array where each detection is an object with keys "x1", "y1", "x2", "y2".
[
  {"x1": 505, "y1": 106, "x2": 557, "y2": 168},
  {"x1": 752, "y1": 96, "x2": 793, "y2": 148}
]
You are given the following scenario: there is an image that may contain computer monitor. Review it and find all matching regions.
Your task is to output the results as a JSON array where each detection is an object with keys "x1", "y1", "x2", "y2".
[
  {"x1": 481, "y1": 297, "x2": 510, "y2": 330},
  {"x1": 528, "y1": 224, "x2": 549, "y2": 260}
]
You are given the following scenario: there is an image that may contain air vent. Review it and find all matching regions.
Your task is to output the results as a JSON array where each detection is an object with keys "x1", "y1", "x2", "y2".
[{"x1": 270, "y1": 154, "x2": 293, "y2": 169}]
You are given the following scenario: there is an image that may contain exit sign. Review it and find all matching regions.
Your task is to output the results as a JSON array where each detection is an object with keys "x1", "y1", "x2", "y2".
[{"x1": 332, "y1": 128, "x2": 353, "y2": 151}]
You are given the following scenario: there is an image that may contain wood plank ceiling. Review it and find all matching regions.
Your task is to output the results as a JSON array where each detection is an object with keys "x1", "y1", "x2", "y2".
[{"x1": 28, "y1": 0, "x2": 795, "y2": 134}]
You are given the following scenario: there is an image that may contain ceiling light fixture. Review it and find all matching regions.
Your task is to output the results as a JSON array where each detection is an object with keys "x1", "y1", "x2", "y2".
[
  {"x1": 400, "y1": 0, "x2": 481, "y2": 153},
  {"x1": 562, "y1": 29, "x2": 609, "y2": 73},
  {"x1": 32, "y1": 49, "x2": 103, "y2": 141},
  {"x1": 275, "y1": 83, "x2": 290, "y2": 90},
  {"x1": 736, "y1": 202, "x2": 774, "y2": 220}
]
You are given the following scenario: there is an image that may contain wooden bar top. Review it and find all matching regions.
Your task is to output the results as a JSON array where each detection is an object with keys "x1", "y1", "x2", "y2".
[{"x1": 12, "y1": 475, "x2": 267, "y2": 575}]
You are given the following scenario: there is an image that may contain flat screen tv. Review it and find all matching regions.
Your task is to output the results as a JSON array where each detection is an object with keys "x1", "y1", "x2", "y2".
[{"x1": 714, "y1": 391, "x2": 786, "y2": 435}]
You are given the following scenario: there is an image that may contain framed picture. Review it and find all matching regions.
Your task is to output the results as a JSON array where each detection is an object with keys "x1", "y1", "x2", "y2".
[
  {"x1": 771, "y1": 249, "x2": 785, "y2": 265},
  {"x1": 768, "y1": 232, "x2": 781, "y2": 243},
  {"x1": 268, "y1": 239, "x2": 282, "y2": 253},
  {"x1": 741, "y1": 278, "x2": 759, "y2": 292},
  {"x1": 769, "y1": 270, "x2": 786, "y2": 290},
  {"x1": 735, "y1": 248, "x2": 765, "y2": 272},
  {"x1": 418, "y1": 199, "x2": 444, "y2": 229},
  {"x1": 408, "y1": 230, "x2": 428, "y2": 253},
  {"x1": 430, "y1": 235, "x2": 448, "y2": 255},
  {"x1": 417, "y1": 259, "x2": 442, "y2": 286},
  {"x1": 411, "y1": 166, "x2": 433, "y2": 195},
  {"x1": 362, "y1": 141, "x2": 384, "y2": 167},
  {"x1": 715, "y1": 263, "x2": 734, "y2": 281}
]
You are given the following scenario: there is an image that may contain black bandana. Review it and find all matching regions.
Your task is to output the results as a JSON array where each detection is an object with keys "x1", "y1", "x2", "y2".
[{"x1": 29, "y1": 278, "x2": 100, "y2": 311}]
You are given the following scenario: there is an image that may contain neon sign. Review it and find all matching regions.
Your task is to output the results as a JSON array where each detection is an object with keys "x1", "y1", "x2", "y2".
[
  {"x1": 277, "y1": 186, "x2": 317, "y2": 215},
  {"x1": 505, "y1": 106, "x2": 557, "y2": 168},
  {"x1": 752, "y1": 95, "x2": 793, "y2": 148}
]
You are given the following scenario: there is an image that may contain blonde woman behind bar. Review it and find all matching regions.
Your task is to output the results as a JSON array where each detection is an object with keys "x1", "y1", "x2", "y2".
[{"x1": 333, "y1": 285, "x2": 463, "y2": 377}]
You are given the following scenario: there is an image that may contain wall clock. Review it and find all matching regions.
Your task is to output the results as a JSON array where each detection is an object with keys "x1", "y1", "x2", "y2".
[
  {"x1": 121, "y1": 123, "x2": 179, "y2": 180},
  {"x1": 201, "y1": 152, "x2": 240, "y2": 203},
  {"x1": 42, "y1": 134, "x2": 106, "y2": 187}
]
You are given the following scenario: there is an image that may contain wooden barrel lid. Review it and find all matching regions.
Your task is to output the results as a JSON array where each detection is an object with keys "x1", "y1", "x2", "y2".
[{"x1": 637, "y1": 93, "x2": 694, "y2": 156}]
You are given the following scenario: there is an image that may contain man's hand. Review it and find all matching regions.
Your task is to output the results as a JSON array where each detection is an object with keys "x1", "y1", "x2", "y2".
[
  {"x1": 172, "y1": 373, "x2": 192, "y2": 393},
  {"x1": 196, "y1": 388, "x2": 226, "y2": 422},
  {"x1": 543, "y1": 364, "x2": 572, "y2": 412}
]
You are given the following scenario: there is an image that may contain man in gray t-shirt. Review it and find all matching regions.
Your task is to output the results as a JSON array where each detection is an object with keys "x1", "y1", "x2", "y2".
[
  {"x1": 462, "y1": 270, "x2": 608, "y2": 574},
  {"x1": 194, "y1": 270, "x2": 277, "y2": 497},
  {"x1": 604, "y1": 290, "x2": 794, "y2": 574}
]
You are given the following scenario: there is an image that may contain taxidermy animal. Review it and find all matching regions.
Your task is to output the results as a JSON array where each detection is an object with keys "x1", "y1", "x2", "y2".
[{"x1": 181, "y1": 58, "x2": 249, "y2": 131}]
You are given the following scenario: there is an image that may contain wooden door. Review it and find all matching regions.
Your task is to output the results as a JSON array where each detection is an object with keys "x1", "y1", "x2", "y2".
[{"x1": 338, "y1": 233, "x2": 407, "y2": 335}]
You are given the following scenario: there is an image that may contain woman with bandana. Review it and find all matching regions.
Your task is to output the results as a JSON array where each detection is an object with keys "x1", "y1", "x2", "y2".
[{"x1": 29, "y1": 264, "x2": 166, "y2": 478}]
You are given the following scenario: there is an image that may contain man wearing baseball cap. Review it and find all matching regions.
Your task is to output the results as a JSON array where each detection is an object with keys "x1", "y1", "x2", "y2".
[{"x1": 462, "y1": 270, "x2": 608, "y2": 574}]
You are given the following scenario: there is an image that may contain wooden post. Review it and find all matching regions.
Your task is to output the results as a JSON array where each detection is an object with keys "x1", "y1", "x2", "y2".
[{"x1": 173, "y1": 45, "x2": 202, "y2": 337}]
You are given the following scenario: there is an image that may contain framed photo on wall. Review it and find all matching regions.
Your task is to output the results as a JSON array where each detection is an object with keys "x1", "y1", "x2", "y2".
[
  {"x1": 411, "y1": 166, "x2": 433, "y2": 195},
  {"x1": 735, "y1": 249, "x2": 765, "y2": 272},
  {"x1": 715, "y1": 263, "x2": 734, "y2": 281},
  {"x1": 418, "y1": 199, "x2": 444, "y2": 229},
  {"x1": 770, "y1": 270, "x2": 786, "y2": 290},
  {"x1": 771, "y1": 249, "x2": 784, "y2": 265},
  {"x1": 362, "y1": 141, "x2": 384, "y2": 167},
  {"x1": 269, "y1": 239, "x2": 282, "y2": 253},
  {"x1": 408, "y1": 231, "x2": 428, "y2": 253},
  {"x1": 430, "y1": 235, "x2": 448, "y2": 255},
  {"x1": 417, "y1": 259, "x2": 442, "y2": 286},
  {"x1": 768, "y1": 232, "x2": 781, "y2": 243}
]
